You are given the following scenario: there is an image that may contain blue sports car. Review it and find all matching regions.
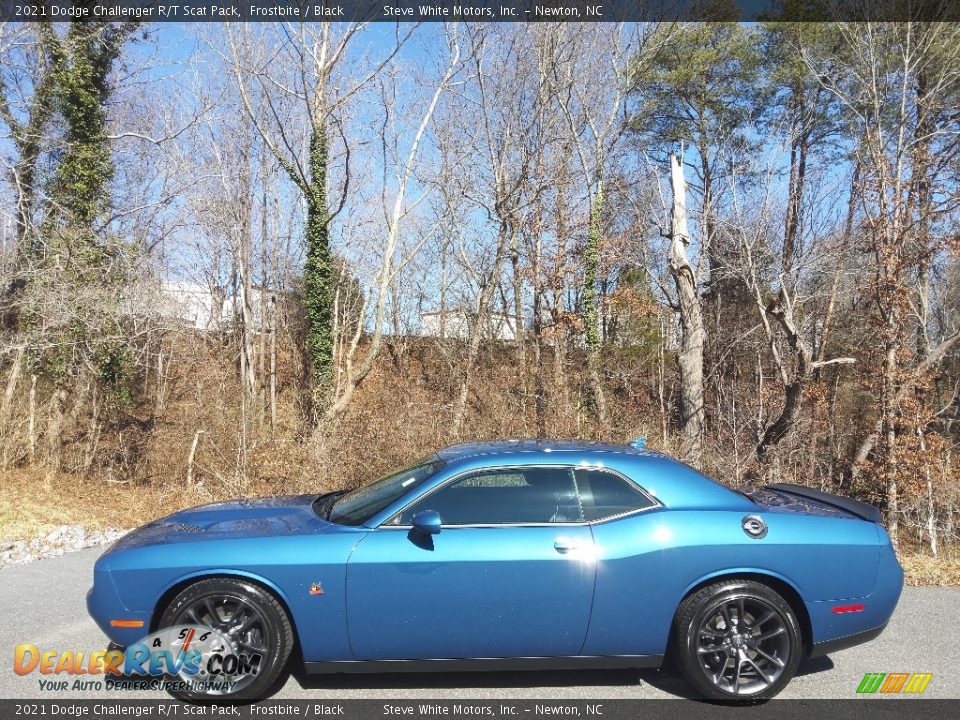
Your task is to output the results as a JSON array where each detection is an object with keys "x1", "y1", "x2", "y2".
[{"x1": 87, "y1": 440, "x2": 903, "y2": 701}]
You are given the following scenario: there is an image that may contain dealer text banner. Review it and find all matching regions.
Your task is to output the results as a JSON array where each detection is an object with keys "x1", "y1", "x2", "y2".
[
  {"x1": 0, "y1": 0, "x2": 958, "y2": 23},
  {"x1": 3, "y1": 701, "x2": 960, "y2": 720}
]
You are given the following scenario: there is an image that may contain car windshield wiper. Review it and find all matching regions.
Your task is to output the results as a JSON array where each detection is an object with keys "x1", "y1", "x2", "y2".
[{"x1": 312, "y1": 490, "x2": 347, "y2": 520}]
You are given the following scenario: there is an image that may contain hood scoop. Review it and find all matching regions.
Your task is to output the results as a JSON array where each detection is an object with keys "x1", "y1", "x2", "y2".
[
  {"x1": 174, "y1": 521, "x2": 211, "y2": 533},
  {"x1": 106, "y1": 494, "x2": 323, "y2": 553},
  {"x1": 171, "y1": 513, "x2": 300, "y2": 535}
]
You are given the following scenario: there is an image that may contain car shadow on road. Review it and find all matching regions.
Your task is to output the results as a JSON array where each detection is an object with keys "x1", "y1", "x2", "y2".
[
  {"x1": 796, "y1": 655, "x2": 835, "y2": 677},
  {"x1": 642, "y1": 655, "x2": 834, "y2": 700},
  {"x1": 280, "y1": 656, "x2": 835, "y2": 700},
  {"x1": 289, "y1": 666, "x2": 646, "y2": 691}
]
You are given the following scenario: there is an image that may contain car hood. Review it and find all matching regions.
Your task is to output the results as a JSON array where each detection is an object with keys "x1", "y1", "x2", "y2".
[{"x1": 107, "y1": 494, "x2": 331, "y2": 552}]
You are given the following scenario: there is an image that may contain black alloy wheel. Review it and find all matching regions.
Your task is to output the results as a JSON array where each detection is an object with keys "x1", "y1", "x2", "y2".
[
  {"x1": 158, "y1": 577, "x2": 293, "y2": 701},
  {"x1": 672, "y1": 579, "x2": 803, "y2": 701}
]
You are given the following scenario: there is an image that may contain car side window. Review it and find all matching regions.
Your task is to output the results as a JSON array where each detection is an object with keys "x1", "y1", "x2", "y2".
[
  {"x1": 575, "y1": 468, "x2": 655, "y2": 521},
  {"x1": 396, "y1": 467, "x2": 583, "y2": 525}
]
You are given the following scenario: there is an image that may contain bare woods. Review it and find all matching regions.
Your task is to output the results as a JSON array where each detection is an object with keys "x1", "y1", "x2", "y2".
[{"x1": 1, "y1": 21, "x2": 959, "y2": 555}]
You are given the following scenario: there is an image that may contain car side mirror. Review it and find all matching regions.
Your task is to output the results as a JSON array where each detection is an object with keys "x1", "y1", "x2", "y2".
[{"x1": 412, "y1": 510, "x2": 441, "y2": 535}]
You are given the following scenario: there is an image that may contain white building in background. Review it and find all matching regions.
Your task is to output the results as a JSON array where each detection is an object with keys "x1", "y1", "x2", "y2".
[
  {"x1": 157, "y1": 281, "x2": 228, "y2": 331},
  {"x1": 419, "y1": 308, "x2": 518, "y2": 342},
  {"x1": 156, "y1": 281, "x2": 279, "y2": 332},
  {"x1": 156, "y1": 284, "x2": 517, "y2": 341}
]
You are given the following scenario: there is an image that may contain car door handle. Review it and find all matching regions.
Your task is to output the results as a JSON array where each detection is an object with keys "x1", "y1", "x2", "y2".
[{"x1": 554, "y1": 539, "x2": 581, "y2": 553}]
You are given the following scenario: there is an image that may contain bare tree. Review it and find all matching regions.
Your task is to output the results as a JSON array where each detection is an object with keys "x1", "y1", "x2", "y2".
[
  {"x1": 326, "y1": 26, "x2": 463, "y2": 422},
  {"x1": 809, "y1": 22, "x2": 960, "y2": 544},
  {"x1": 667, "y1": 153, "x2": 705, "y2": 465},
  {"x1": 228, "y1": 22, "x2": 414, "y2": 420},
  {"x1": 727, "y1": 152, "x2": 855, "y2": 469},
  {"x1": 446, "y1": 26, "x2": 551, "y2": 438},
  {"x1": 551, "y1": 24, "x2": 640, "y2": 434}
]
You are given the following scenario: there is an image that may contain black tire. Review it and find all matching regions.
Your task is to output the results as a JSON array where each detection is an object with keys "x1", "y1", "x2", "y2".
[
  {"x1": 157, "y1": 577, "x2": 294, "y2": 701},
  {"x1": 671, "y1": 579, "x2": 802, "y2": 701}
]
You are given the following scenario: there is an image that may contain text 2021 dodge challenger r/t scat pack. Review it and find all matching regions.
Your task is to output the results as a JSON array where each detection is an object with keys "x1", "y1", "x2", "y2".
[{"x1": 87, "y1": 440, "x2": 903, "y2": 701}]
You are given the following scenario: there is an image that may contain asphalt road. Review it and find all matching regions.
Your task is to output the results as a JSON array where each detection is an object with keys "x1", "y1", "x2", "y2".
[{"x1": 1, "y1": 548, "x2": 957, "y2": 700}]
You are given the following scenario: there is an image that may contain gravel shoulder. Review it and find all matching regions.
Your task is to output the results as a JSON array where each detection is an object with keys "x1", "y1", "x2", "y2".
[
  {"x1": 0, "y1": 548, "x2": 956, "y2": 700},
  {"x1": 1, "y1": 524, "x2": 126, "y2": 568}
]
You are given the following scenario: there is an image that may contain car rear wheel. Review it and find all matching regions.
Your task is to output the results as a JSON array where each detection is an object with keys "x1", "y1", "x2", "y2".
[
  {"x1": 158, "y1": 577, "x2": 293, "y2": 701},
  {"x1": 671, "y1": 579, "x2": 802, "y2": 701}
]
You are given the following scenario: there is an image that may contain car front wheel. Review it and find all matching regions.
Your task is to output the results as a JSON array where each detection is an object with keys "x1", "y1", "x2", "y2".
[
  {"x1": 157, "y1": 577, "x2": 294, "y2": 701},
  {"x1": 672, "y1": 579, "x2": 802, "y2": 701}
]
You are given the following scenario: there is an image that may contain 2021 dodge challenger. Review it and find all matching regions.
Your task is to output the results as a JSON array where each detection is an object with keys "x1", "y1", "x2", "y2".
[{"x1": 87, "y1": 440, "x2": 903, "y2": 701}]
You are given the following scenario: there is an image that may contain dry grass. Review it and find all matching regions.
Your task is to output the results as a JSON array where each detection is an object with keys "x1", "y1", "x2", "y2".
[
  {"x1": 0, "y1": 466, "x2": 295, "y2": 543},
  {"x1": 0, "y1": 468, "x2": 167, "y2": 541},
  {"x1": 900, "y1": 549, "x2": 960, "y2": 587}
]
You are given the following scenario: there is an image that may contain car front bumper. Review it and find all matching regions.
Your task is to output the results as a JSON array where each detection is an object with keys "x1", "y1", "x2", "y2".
[{"x1": 86, "y1": 564, "x2": 152, "y2": 648}]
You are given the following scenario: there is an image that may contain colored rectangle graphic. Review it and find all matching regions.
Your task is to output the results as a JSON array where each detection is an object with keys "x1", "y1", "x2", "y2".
[{"x1": 857, "y1": 672, "x2": 933, "y2": 694}]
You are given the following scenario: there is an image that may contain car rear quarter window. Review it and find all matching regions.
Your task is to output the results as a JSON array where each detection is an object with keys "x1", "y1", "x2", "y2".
[
  {"x1": 397, "y1": 467, "x2": 582, "y2": 525},
  {"x1": 575, "y1": 468, "x2": 656, "y2": 521}
]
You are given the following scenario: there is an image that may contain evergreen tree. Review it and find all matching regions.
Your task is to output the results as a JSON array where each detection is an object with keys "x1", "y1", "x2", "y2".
[{"x1": 628, "y1": 21, "x2": 763, "y2": 294}]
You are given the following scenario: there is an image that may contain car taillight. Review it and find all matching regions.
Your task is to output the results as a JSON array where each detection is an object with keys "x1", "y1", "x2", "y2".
[{"x1": 831, "y1": 604, "x2": 865, "y2": 614}]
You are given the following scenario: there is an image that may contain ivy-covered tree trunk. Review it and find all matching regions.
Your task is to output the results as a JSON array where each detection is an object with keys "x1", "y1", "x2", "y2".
[
  {"x1": 12, "y1": 18, "x2": 141, "y2": 474},
  {"x1": 303, "y1": 125, "x2": 335, "y2": 418},
  {"x1": 41, "y1": 19, "x2": 137, "y2": 385},
  {"x1": 48, "y1": 24, "x2": 120, "y2": 230}
]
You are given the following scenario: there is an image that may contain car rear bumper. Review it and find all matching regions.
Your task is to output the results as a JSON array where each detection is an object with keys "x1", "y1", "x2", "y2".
[
  {"x1": 808, "y1": 623, "x2": 887, "y2": 658},
  {"x1": 804, "y1": 535, "x2": 903, "y2": 654}
]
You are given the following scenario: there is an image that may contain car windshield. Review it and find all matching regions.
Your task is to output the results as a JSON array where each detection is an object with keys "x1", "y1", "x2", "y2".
[{"x1": 326, "y1": 458, "x2": 446, "y2": 526}]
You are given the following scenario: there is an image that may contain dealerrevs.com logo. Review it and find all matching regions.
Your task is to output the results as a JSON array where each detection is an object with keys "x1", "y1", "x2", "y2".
[
  {"x1": 14, "y1": 625, "x2": 262, "y2": 695},
  {"x1": 856, "y1": 672, "x2": 934, "y2": 695}
]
